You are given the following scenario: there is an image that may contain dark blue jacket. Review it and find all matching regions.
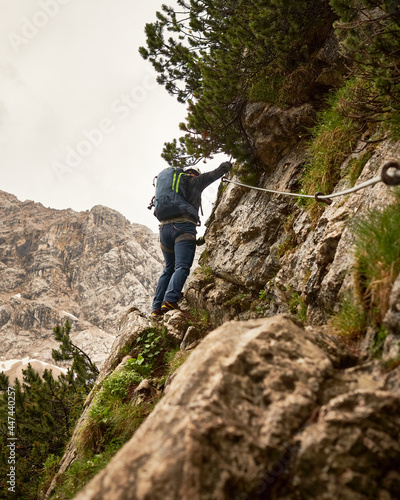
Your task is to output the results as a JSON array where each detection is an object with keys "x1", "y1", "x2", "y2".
[{"x1": 184, "y1": 162, "x2": 232, "y2": 221}]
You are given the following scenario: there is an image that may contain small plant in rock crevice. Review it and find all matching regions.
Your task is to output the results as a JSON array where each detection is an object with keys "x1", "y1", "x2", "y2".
[
  {"x1": 345, "y1": 149, "x2": 373, "y2": 187},
  {"x1": 196, "y1": 265, "x2": 215, "y2": 283},
  {"x1": 331, "y1": 293, "x2": 367, "y2": 340},
  {"x1": 278, "y1": 233, "x2": 298, "y2": 259},
  {"x1": 370, "y1": 326, "x2": 389, "y2": 359},
  {"x1": 288, "y1": 292, "x2": 308, "y2": 323},
  {"x1": 251, "y1": 288, "x2": 272, "y2": 317},
  {"x1": 188, "y1": 307, "x2": 212, "y2": 334}
]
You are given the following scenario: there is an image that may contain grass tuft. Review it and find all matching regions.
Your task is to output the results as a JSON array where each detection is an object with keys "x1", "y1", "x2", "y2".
[
  {"x1": 352, "y1": 189, "x2": 400, "y2": 325},
  {"x1": 300, "y1": 79, "x2": 365, "y2": 215},
  {"x1": 330, "y1": 293, "x2": 367, "y2": 339},
  {"x1": 331, "y1": 188, "x2": 400, "y2": 343}
]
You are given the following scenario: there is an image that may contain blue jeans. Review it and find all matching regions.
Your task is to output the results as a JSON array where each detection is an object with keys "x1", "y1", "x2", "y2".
[{"x1": 152, "y1": 222, "x2": 197, "y2": 310}]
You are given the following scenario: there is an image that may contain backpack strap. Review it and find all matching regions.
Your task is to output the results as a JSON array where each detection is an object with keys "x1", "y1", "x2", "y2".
[{"x1": 172, "y1": 169, "x2": 183, "y2": 192}]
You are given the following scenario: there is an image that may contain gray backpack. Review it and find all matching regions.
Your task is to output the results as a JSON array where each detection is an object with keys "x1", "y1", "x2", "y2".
[{"x1": 151, "y1": 167, "x2": 198, "y2": 223}]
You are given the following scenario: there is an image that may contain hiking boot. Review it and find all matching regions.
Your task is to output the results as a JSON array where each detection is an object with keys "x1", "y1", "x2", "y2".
[
  {"x1": 161, "y1": 301, "x2": 179, "y2": 313},
  {"x1": 151, "y1": 308, "x2": 163, "y2": 317}
]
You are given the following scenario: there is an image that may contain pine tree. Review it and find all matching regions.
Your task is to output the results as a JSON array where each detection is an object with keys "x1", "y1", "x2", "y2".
[
  {"x1": 330, "y1": 0, "x2": 400, "y2": 126},
  {"x1": 0, "y1": 321, "x2": 98, "y2": 499},
  {"x1": 52, "y1": 320, "x2": 99, "y2": 393},
  {"x1": 140, "y1": 0, "x2": 335, "y2": 168}
]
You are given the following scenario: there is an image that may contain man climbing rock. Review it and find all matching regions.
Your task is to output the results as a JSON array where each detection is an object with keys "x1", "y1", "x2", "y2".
[{"x1": 151, "y1": 161, "x2": 232, "y2": 316}]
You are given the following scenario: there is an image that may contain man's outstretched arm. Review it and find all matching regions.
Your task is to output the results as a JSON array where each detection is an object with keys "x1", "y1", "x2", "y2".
[{"x1": 195, "y1": 162, "x2": 232, "y2": 192}]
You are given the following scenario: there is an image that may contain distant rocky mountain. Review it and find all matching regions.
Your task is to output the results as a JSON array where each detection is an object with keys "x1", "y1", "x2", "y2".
[{"x1": 0, "y1": 190, "x2": 163, "y2": 371}]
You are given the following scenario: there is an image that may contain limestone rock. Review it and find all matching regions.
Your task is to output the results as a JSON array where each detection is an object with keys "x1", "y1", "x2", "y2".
[
  {"x1": 180, "y1": 325, "x2": 202, "y2": 350},
  {"x1": 243, "y1": 102, "x2": 314, "y2": 169},
  {"x1": 306, "y1": 325, "x2": 358, "y2": 368},
  {"x1": 131, "y1": 379, "x2": 153, "y2": 405},
  {"x1": 163, "y1": 310, "x2": 188, "y2": 344},
  {"x1": 385, "y1": 366, "x2": 400, "y2": 394},
  {"x1": 71, "y1": 315, "x2": 400, "y2": 500},
  {"x1": 72, "y1": 315, "x2": 334, "y2": 500},
  {"x1": 291, "y1": 391, "x2": 400, "y2": 499},
  {"x1": 384, "y1": 272, "x2": 400, "y2": 333},
  {"x1": 383, "y1": 272, "x2": 400, "y2": 361},
  {"x1": 187, "y1": 138, "x2": 400, "y2": 332}
]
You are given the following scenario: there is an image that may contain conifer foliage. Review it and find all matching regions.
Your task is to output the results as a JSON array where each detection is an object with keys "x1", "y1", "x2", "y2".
[
  {"x1": 0, "y1": 321, "x2": 97, "y2": 499},
  {"x1": 139, "y1": 0, "x2": 334, "y2": 168},
  {"x1": 330, "y1": 0, "x2": 400, "y2": 129}
]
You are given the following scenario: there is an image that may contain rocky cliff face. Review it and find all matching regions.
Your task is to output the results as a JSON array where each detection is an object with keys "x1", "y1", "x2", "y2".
[
  {"x1": 44, "y1": 129, "x2": 400, "y2": 499},
  {"x1": 0, "y1": 190, "x2": 162, "y2": 368},
  {"x1": 43, "y1": 33, "x2": 400, "y2": 500},
  {"x1": 187, "y1": 133, "x2": 400, "y2": 340},
  {"x1": 70, "y1": 313, "x2": 400, "y2": 500},
  {"x1": 45, "y1": 125, "x2": 400, "y2": 499}
]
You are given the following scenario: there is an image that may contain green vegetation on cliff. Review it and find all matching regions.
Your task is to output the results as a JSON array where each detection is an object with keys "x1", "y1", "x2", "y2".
[
  {"x1": 140, "y1": 0, "x2": 400, "y2": 193},
  {"x1": 0, "y1": 321, "x2": 96, "y2": 499},
  {"x1": 49, "y1": 323, "x2": 191, "y2": 500},
  {"x1": 302, "y1": 0, "x2": 400, "y2": 205},
  {"x1": 332, "y1": 188, "x2": 400, "y2": 343},
  {"x1": 140, "y1": 0, "x2": 335, "y2": 168}
]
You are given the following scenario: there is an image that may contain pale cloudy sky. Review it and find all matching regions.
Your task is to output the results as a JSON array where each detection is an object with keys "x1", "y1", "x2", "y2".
[{"x1": 0, "y1": 0, "x2": 224, "y2": 234}]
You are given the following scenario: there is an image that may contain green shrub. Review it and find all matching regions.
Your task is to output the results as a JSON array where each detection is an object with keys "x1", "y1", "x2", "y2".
[
  {"x1": 0, "y1": 321, "x2": 96, "y2": 500},
  {"x1": 247, "y1": 71, "x2": 288, "y2": 106},
  {"x1": 386, "y1": 112, "x2": 400, "y2": 141},
  {"x1": 331, "y1": 0, "x2": 400, "y2": 137}
]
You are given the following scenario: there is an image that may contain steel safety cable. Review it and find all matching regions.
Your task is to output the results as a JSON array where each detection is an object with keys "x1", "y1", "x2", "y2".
[{"x1": 222, "y1": 161, "x2": 400, "y2": 205}]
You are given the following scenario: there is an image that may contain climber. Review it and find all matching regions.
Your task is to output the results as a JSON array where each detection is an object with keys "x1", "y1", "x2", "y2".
[{"x1": 151, "y1": 161, "x2": 233, "y2": 316}]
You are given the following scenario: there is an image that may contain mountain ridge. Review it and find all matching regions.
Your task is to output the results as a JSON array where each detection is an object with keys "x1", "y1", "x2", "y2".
[{"x1": 0, "y1": 189, "x2": 163, "y2": 369}]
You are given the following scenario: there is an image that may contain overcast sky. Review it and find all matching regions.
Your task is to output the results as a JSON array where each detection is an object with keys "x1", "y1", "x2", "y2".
[{"x1": 0, "y1": 0, "x2": 225, "y2": 234}]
